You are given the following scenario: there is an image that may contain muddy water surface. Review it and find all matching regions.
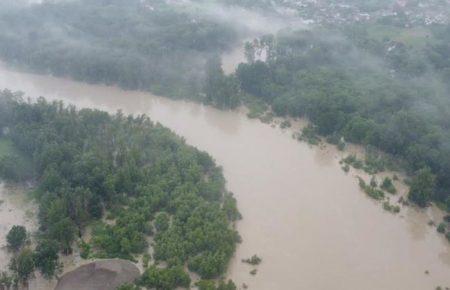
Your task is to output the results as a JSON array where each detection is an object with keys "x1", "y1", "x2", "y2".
[
  {"x1": 0, "y1": 183, "x2": 37, "y2": 270},
  {"x1": 0, "y1": 64, "x2": 449, "y2": 290}
]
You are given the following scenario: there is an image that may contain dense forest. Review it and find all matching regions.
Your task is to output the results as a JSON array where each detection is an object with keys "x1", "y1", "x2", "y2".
[
  {"x1": 0, "y1": 90, "x2": 240, "y2": 289},
  {"x1": 0, "y1": 0, "x2": 238, "y2": 98},
  {"x1": 231, "y1": 23, "x2": 450, "y2": 211},
  {"x1": 199, "y1": 0, "x2": 450, "y2": 212}
]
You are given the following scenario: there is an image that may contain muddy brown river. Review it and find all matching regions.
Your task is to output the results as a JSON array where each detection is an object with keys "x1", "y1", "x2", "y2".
[{"x1": 0, "y1": 63, "x2": 449, "y2": 290}]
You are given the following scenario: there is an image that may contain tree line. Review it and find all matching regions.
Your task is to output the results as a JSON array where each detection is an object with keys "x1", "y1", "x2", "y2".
[
  {"x1": 204, "y1": 25, "x2": 450, "y2": 211},
  {"x1": 0, "y1": 0, "x2": 238, "y2": 99},
  {"x1": 236, "y1": 27, "x2": 450, "y2": 210}
]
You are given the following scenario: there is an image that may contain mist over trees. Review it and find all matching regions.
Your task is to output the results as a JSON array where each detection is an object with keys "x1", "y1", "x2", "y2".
[
  {"x1": 234, "y1": 26, "x2": 450, "y2": 209},
  {"x1": 0, "y1": 0, "x2": 238, "y2": 99}
]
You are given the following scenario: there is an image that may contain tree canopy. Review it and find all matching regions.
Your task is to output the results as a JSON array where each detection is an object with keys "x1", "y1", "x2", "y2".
[
  {"x1": 0, "y1": 0, "x2": 238, "y2": 99},
  {"x1": 6, "y1": 226, "x2": 27, "y2": 252},
  {"x1": 234, "y1": 28, "x2": 450, "y2": 210},
  {"x1": 0, "y1": 90, "x2": 240, "y2": 285}
]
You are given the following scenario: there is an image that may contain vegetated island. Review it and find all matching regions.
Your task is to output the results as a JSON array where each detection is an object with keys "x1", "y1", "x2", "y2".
[{"x1": 0, "y1": 90, "x2": 241, "y2": 290}]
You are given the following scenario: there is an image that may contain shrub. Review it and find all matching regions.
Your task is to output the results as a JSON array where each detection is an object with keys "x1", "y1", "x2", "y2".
[
  {"x1": 382, "y1": 201, "x2": 400, "y2": 213},
  {"x1": 364, "y1": 152, "x2": 386, "y2": 174},
  {"x1": 408, "y1": 167, "x2": 436, "y2": 207},
  {"x1": 9, "y1": 248, "x2": 35, "y2": 284},
  {"x1": 300, "y1": 125, "x2": 320, "y2": 145},
  {"x1": 444, "y1": 215, "x2": 450, "y2": 223},
  {"x1": 280, "y1": 120, "x2": 291, "y2": 129},
  {"x1": 370, "y1": 176, "x2": 378, "y2": 188},
  {"x1": 342, "y1": 164, "x2": 350, "y2": 173},
  {"x1": 437, "y1": 223, "x2": 446, "y2": 234},
  {"x1": 343, "y1": 155, "x2": 364, "y2": 169},
  {"x1": 79, "y1": 240, "x2": 91, "y2": 259},
  {"x1": 358, "y1": 177, "x2": 384, "y2": 200},
  {"x1": 381, "y1": 177, "x2": 397, "y2": 194},
  {"x1": 242, "y1": 255, "x2": 262, "y2": 265}
]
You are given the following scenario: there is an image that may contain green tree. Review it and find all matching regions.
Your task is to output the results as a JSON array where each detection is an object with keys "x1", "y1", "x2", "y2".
[
  {"x1": 6, "y1": 225, "x2": 27, "y2": 251},
  {"x1": 0, "y1": 154, "x2": 29, "y2": 182},
  {"x1": 437, "y1": 223, "x2": 446, "y2": 234},
  {"x1": 408, "y1": 167, "x2": 436, "y2": 207},
  {"x1": 204, "y1": 56, "x2": 240, "y2": 109},
  {"x1": 236, "y1": 61, "x2": 273, "y2": 101},
  {"x1": 138, "y1": 266, "x2": 191, "y2": 290},
  {"x1": 88, "y1": 194, "x2": 103, "y2": 219},
  {"x1": 381, "y1": 177, "x2": 396, "y2": 194},
  {"x1": 9, "y1": 249, "x2": 35, "y2": 286},
  {"x1": 33, "y1": 240, "x2": 61, "y2": 279},
  {"x1": 217, "y1": 280, "x2": 237, "y2": 290},
  {"x1": 154, "y1": 212, "x2": 170, "y2": 232},
  {"x1": 48, "y1": 218, "x2": 77, "y2": 254}
]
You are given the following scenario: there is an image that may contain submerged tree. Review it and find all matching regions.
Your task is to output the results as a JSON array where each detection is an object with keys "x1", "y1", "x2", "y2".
[
  {"x1": 204, "y1": 56, "x2": 240, "y2": 109},
  {"x1": 33, "y1": 240, "x2": 61, "y2": 279},
  {"x1": 6, "y1": 226, "x2": 27, "y2": 252},
  {"x1": 408, "y1": 167, "x2": 436, "y2": 207},
  {"x1": 9, "y1": 249, "x2": 34, "y2": 287}
]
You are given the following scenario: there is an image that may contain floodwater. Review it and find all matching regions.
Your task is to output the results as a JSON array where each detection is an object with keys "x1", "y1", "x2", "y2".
[
  {"x1": 0, "y1": 63, "x2": 449, "y2": 290},
  {"x1": 0, "y1": 183, "x2": 37, "y2": 270}
]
